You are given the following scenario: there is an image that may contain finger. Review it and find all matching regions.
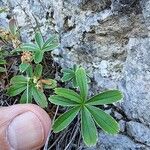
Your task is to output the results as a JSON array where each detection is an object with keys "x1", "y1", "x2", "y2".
[{"x1": 0, "y1": 104, "x2": 51, "y2": 150}]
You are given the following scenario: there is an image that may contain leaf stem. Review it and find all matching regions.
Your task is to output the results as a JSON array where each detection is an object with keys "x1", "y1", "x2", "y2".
[{"x1": 26, "y1": 75, "x2": 29, "y2": 103}]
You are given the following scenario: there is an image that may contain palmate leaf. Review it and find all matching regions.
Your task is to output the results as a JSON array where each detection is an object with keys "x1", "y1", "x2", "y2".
[
  {"x1": 87, "y1": 105, "x2": 119, "y2": 134},
  {"x1": 55, "y1": 88, "x2": 82, "y2": 103},
  {"x1": 35, "y1": 32, "x2": 44, "y2": 49},
  {"x1": 76, "y1": 67, "x2": 88, "y2": 101},
  {"x1": 53, "y1": 106, "x2": 80, "y2": 133},
  {"x1": 32, "y1": 86, "x2": 48, "y2": 108},
  {"x1": 49, "y1": 95, "x2": 79, "y2": 106},
  {"x1": 81, "y1": 106, "x2": 98, "y2": 146},
  {"x1": 87, "y1": 90, "x2": 123, "y2": 105}
]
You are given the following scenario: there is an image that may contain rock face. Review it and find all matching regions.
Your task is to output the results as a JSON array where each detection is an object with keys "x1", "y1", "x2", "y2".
[{"x1": 0, "y1": 0, "x2": 150, "y2": 149}]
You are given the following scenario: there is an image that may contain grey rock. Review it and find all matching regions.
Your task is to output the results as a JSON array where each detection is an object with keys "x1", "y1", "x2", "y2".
[
  {"x1": 119, "y1": 120, "x2": 126, "y2": 132},
  {"x1": 121, "y1": 38, "x2": 150, "y2": 126},
  {"x1": 126, "y1": 121, "x2": 150, "y2": 146},
  {"x1": 140, "y1": 0, "x2": 150, "y2": 29},
  {"x1": 83, "y1": 132, "x2": 148, "y2": 150},
  {"x1": 114, "y1": 111, "x2": 123, "y2": 120},
  {"x1": 1, "y1": 0, "x2": 150, "y2": 149}
]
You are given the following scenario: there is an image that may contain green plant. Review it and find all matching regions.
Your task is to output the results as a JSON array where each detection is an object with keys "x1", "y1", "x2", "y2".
[
  {"x1": 0, "y1": 7, "x2": 8, "y2": 14},
  {"x1": 49, "y1": 67, "x2": 123, "y2": 146},
  {"x1": 14, "y1": 32, "x2": 59, "y2": 64},
  {"x1": 0, "y1": 48, "x2": 7, "y2": 73},
  {"x1": 0, "y1": 19, "x2": 20, "y2": 73},
  {"x1": 61, "y1": 64, "x2": 79, "y2": 87},
  {"x1": 7, "y1": 64, "x2": 57, "y2": 108}
]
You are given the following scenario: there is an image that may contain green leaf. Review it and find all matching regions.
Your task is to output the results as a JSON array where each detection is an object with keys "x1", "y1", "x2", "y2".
[
  {"x1": 42, "y1": 44, "x2": 59, "y2": 52},
  {"x1": 26, "y1": 65, "x2": 33, "y2": 77},
  {"x1": 7, "y1": 84, "x2": 26, "y2": 96},
  {"x1": 76, "y1": 67, "x2": 88, "y2": 100},
  {"x1": 87, "y1": 105, "x2": 119, "y2": 134},
  {"x1": 17, "y1": 43, "x2": 38, "y2": 52},
  {"x1": 0, "y1": 67, "x2": 6, "y2": 72},
  {"x1": 0, "y1": 8, "x2": 8, "y2": 14},
  {"x1": 43, "y1": 35, "x2": 59, "y2": 49},
  {"x1": 53, "y1": 106, "x2": 80, "y2": 133},
  {"x1": 32, "y1": 86, "x2": 48, "y2": 108},
  {"x1": 35, "y1": 32, "x2": 44, "y2": 49},
  {"x1": 61, "y1": 73, "x2": 73, "y2": 82},
  {"x1": 61, "y1": 68, "x2": 74, "y2": 74},
  {"x1": 61, "y1": 67, "x2": 78, "y2": 87},
  {"x1": 49, "y1": 95, "x2": 79, "y2": 106},
  {"x1": 55, "y1": 88, "x2": 82, "y2": 103},
  {"x1": 20, "y1": 86, "x2": 32, "y2": 103},
  {"x1": 43, "y1": 79, "x2": 57, "y2": 89},
  {"x1": 0, "y1": 60, "x2": 6, "y2": 64},
  {"x1": 10, "y1": 75, "x2": 27, "y2": 84},
  {"x1": 34, "y1": 64, "x2": 43, "y2": 78},
  {"x1": 72, "y1": 77, "x2": 78, "y2": 88},
  {"x1": 81, "y1": 106, "x2": 98, "y2": 146},
  {"x1": 87, "y1": 90, "x2": 123, "y2": 105},
  {"x1": 19, "y1": 63, "x2": 30, "y2": 73},
  {"x1": 34, "y1": 51, "x2": 43, "y2": 63},
  {"x1": 9, "y1": 19, "x2": 17, "y2": 35}
]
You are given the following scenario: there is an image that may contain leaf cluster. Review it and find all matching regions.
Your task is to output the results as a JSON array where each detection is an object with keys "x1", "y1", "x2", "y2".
[
  {"x1": 6, "y1": 26, "x2": 123, "y2": 147},
  {"x1": 49, "y1": 67, "x2": 123, "y2": 146},
  {"x1": 14, "y1": 32, "x2": 59, "y2": 64},
  {"x1": 7, "y1": 31, "x2": 59, "y2": 107},
  {"x1": 7, "y1": 64, "x2": 57, "y2": 108}
]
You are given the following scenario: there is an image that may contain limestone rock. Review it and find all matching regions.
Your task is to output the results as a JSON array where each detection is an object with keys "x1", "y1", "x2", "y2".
[
  {"x1": 126, "y1": 121, "x2": 150, "y2": 146},
  {"x1": 83, "y1": 132, "x2": 148, "y2": 150},
  {"x1": 1, "y1": 0, "x2": 150, "y2": 149}
]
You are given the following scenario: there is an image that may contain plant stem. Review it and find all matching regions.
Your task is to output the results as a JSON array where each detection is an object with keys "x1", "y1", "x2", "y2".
[{"x1": 26, "y1": 75, "x2": 29, "y2": 103}]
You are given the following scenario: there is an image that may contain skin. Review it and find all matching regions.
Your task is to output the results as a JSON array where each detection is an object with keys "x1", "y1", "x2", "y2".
[{"x1": 0, "y1": 104, "x2": 51, "y2": 150}]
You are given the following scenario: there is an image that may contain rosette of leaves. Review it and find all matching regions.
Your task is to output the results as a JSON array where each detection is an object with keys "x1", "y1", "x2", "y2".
[
  {"x1": 14, "y1": 32, "x2": 59, "y2": 64},
  {"x1": 7, "y1": 64, "x2": 57, "y2": 108},
  {"x1": 49, "y1": 67, "x2": 123, "y2": 146}
]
